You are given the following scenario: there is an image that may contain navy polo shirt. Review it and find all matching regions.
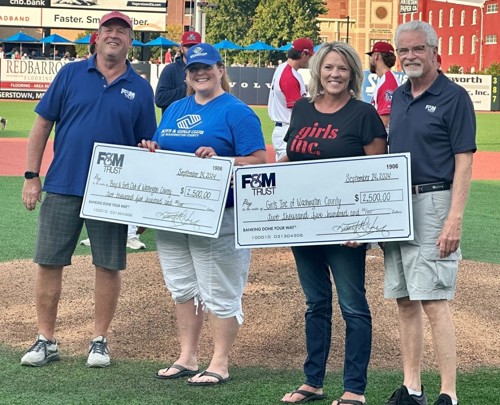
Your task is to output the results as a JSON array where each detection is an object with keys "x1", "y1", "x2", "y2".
[
  {"x1": 389, "y1": 72, "x2": 476, "y2": 185},
  {"x1": 36, "y1": 55, "x2": 157, "y2": 197}
]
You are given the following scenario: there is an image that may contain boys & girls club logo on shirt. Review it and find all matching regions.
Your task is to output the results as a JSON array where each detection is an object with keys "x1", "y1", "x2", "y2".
[
  {"x1": 176, "y1": 114, "x2": 202, "y2": 129},
  {"x1": 97, "y1": 152, "x2": 125, "y2": 174}
]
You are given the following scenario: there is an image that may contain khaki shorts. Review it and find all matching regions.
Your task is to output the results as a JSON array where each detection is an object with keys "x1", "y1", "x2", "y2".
[
  {"x1": 384, "y1": 190, "x2": 460, "y2": 300},
  {"x1": 34, "y1": 193, "x2": 128, "y2": 270}
]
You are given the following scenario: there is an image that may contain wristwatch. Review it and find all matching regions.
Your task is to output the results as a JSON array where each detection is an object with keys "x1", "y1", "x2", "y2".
[{"x1": 24, "y1": 171, "x2": 40, "y2": 179}]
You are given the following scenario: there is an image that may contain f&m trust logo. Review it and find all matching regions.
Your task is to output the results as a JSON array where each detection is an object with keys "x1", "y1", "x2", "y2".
[
  {"x1": 241, "y1": 172, "x2": 276, "y2": 195},
  {"x1": 97, "y1": 152, "x2": 125, "y2": 174}
]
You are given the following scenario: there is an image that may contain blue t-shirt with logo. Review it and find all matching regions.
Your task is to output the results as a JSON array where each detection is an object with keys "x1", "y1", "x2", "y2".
[
  {"x1": 35, "y1": 55, "x2": 157, "y2": 197},
  {"x1": 153, "y1": 92, "x2": 265, "y2": 206}
]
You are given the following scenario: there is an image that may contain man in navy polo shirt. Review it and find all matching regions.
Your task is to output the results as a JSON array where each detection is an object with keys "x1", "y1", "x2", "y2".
[
  {"x1": 21, "y1": 10, "x2": 157, "y2": 368},
  {"x1": 383, "y1": 21, "x2": 476, "y2": 405}
]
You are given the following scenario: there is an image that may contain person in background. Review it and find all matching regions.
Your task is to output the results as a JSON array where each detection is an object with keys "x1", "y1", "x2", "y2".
[
  {"x1": 155, "y1": 31, "x2": 201, "y2": 114},
  {"x1": 0, "y1": 116, "x2": 7, "y2": 130},
  {"x1": 267, "y1": 38, "x2": 314, "y2": 161},
  {"x1": 0, "y1": 45, "x2": 5, "y2": 59},
  {"x1": 280, "y1": 42, "x2": 387, "y2": 405},
  {"x1": 20, "y1": 10, "x2": 157, "y2": 368},
  {"x1": 437, "y1": 54, "x2": 442, "y2": 71},
  {"x1": 164, "y1": 48, "x2": 172, "y2": 64},
  {"x1": 366, "y1": 41, "x2": 400, "y2": 133},
  {"x1": 384, "y1": 21, "x2": 476, "y2": 405},
  {"x1": 141, "y1": 43, "x2": 266, "y2": 385},
  {"x1": 89, "y1": 31, "x2": 97, "y2": 55}
]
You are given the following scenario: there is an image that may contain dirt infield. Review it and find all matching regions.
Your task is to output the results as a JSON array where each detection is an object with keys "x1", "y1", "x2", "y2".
[
  {"x1": 0, "y1": 139, "x2": 499, "y2": 180},
  {"x1": 0, "y1": 249, "x2": 499, "y2": 371}
]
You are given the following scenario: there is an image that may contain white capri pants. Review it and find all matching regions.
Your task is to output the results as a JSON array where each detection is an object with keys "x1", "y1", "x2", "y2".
[{"x1": 156, "y1": 207, "x2": 251, "y2": 324}]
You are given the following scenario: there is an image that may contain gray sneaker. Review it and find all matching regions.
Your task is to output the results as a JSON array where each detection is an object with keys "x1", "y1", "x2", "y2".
[
  {"x1": 86, "y1": 335, "x2": 110, "y2": 368},
  {"x1": 386, "y1": 385, "x2": 428, "y2": 405},
  {"x1": 20, "y1": 334, "x2": 60, "y2": 366}
]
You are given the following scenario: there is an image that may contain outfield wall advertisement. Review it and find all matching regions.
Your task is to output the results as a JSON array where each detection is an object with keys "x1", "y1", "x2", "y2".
[
  {"x1": 0, "y1": 1, "x2": 166, "y2": 30},
  {"x1": 0, "y1": 60, "x2": 498, "y2": 111}
]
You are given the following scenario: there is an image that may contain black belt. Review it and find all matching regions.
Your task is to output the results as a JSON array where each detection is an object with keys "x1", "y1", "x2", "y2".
[
  {"x1": 412, "y1": 182, "x2": 451, "y2": 194},
  {"x1": 275, "y1": 122, "x2": 283, "y2": 127}
]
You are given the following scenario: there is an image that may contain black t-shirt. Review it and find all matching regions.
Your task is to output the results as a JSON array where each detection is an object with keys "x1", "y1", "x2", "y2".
[{"x1": 284, "y1": 97, "x2": 387, "y2": 161}]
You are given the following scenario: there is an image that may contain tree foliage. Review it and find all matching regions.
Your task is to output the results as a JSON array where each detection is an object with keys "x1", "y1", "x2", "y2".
[
  {"x1": 205, "y1": 0, "x2": 260, "y2": 44},
  {"x1": 246, "y1": 0, "x2": 327, "y2": 47},
  {"x1": 204, "y1": 0, "x2": 327, "y2": 66}
]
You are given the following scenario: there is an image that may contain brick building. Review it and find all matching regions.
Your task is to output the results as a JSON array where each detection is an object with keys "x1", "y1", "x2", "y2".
[{"x1": 399, "y1": 0, "x2": 500, "y2": 73}]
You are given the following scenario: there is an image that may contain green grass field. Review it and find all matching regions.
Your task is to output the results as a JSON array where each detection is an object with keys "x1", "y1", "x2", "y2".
[{"x1": 0, "y1": 101, "x2": 498, "y2": 404}]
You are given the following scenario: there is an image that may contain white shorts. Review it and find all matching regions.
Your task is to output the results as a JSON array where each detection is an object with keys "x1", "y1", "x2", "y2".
[
  {"x1": 384, "y1": 190, "x2": 460, "y2": 301},
  {"x1": 155, "y1": 207, "x2": 251, "y2": 324}
]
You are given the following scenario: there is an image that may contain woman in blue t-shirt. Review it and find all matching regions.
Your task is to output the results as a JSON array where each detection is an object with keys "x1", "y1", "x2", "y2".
[
  {"x1": 140, "y1": 43, "x2": 266, "y2": 385},
  {"x1": 280, "y1": 42, "x2": 387, "y2": 405}
]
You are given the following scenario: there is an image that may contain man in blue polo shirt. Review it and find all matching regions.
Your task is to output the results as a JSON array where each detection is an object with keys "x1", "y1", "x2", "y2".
[
  {"x1": 383, "y1": 21, "x2": 476, "y2": 405},
  {"x1": 21, "y1": 10, "x2": 157, "y2": 368}
]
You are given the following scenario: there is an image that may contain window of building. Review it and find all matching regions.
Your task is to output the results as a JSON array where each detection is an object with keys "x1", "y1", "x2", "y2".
[
  {"x1": 486, "y1": 3, "x2": 498, "y2": 13},
  {"x1": 485, "y1": 34, "x2": 498, "y2": 44},
  {"x1": 461, "y1": 10, "x2": 465, "y2": 26},
  {"x1": 429, "y1": 10, "x2": 433, "y2": 25},
  {"x1": 438, "y1": 37, "x2": 442, "y2": 54},
  {"x1": 419, "y1": 12, "x2": 423, "y2": 20},
  {"x1": 471, "y1": 35, "x2": 477, "y2": 54},
  {"x1": 448, "y1": 37, "x2": 453, "y2": 55},
  {"x1": 450, "y1": 8, "x2": 454, "y2": 27},
  {"x1": 473, "y1": 9, "x2": 478, "y2": 24},
  {"x1": 460, "y1": 36, "x2": 464, "y2": 54},
  {"x1": 184, "y1": 1, "x2": 194, "y2": 15},
  {"x1": 439, "y1": 10, "x2": 444, "y2": 27}
]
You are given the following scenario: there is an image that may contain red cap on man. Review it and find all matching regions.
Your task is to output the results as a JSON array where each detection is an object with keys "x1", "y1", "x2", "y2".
[
  {"x1": 99, "y1": 10, "x2": 133, "y2": 29},
  {"x1": 291, "y1": 38, "x2": 315, "y2": 55},
  {"x1": 90, "y1": 32, "x2": 98, "y2": 45},
  {"x1": 366, "y1": 41, "x2": 394, "y2": 56},
  {"x1": 181, "y1": 31, "x2": 201, "y2": 46}
]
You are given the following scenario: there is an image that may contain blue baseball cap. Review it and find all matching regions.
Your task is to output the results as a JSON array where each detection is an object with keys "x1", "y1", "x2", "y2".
[{"x1": 185, "y1": 43, "x2": 223, "y2": 69}]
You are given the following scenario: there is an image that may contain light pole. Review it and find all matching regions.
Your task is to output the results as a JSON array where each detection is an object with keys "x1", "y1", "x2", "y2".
[{"x1": 194, "y1": 1, "x2": 218, "y2": 41}]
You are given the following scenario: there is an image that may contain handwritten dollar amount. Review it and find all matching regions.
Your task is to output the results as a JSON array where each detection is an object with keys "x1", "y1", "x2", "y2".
[
  {"x1": 355, "y1": 190, "x2": 403, "y2": 203},
  {"x1": 180, "y1": 186, "x2": 213, "y2": 200}
]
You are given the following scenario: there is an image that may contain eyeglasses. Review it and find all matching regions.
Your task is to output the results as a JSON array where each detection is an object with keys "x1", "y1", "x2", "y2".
[{"x1": 396, "y1": 45, "x2": 429, "y2": 56}]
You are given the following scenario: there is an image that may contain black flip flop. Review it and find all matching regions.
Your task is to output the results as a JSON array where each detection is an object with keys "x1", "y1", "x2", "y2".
[
  {"x1": 282, "y1": 389, "x2": 326, "y2": 403},
  {"x1": 155, "y1": 364, "x2": 199, "y2": 380},
  {"x1": 187, "y1": 370, "x2": 230, "y2": 386},
  {"x1": 334, "y1": 398, "x2": 367, "y2": 405}
]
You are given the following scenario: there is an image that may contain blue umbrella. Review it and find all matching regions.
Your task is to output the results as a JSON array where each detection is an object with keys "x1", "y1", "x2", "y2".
[
  {"x1": 244, "y1": 41, "x2": 276, "y2": 67},
  {"x1": 4, "y1": 31, "x2": 38, "y2": 53},
  {"x1": 214, "y1": 39, "x2": 243, "y2": 64},
  {"x1": 314, "y1": 44, "x2": 323, "y2": 52},
  {"x1": 40, "y1": 34, "x2": 72, "y2": 59},
  {"x1": 74, "y1": 34, "x2": 91, "y2": 45},
  {"x1": 244, "y1": 40, "x2": 275, "y2": 51},
  {"x1": 214, "y1": 39, "x2": 243, "y2": 50},
  {"x1": 145, "y1": 37, "x2": 179, "y2": 61},
  {"x1": 39, "y1": 34, "x2": 71, "y2": 44},
  {"x1": 145, "y1": 37, "x2": 178, "y2": 47},
  {"x1": 132, "y1": 39, "x2": 144, "y2": 47}
]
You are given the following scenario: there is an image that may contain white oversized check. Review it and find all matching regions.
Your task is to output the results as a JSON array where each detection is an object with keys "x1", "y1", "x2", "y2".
[
  {"x1": 81, "y1": 143, "x2": 234, "y2": 238},
  {"x1": 233, "y1": 153, "x2": 413, "y2": 248}
]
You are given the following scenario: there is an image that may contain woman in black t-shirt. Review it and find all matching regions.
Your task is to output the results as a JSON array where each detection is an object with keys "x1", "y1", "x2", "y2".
[{"x1": 280, "y1": 42, "x2": 387, "y2": 405}]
